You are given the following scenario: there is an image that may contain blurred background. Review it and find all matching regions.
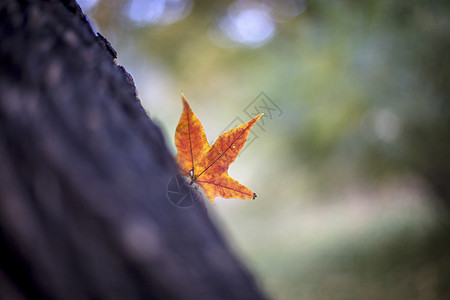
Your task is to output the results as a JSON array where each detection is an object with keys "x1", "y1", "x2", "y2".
[{"x1": 79, "y1": 0, "x2": 449, "y2": 298}]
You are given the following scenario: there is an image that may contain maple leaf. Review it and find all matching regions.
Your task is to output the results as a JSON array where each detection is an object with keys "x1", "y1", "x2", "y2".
[{"x1": 175, "y1": 94, "x2": 262, "y2": 204}]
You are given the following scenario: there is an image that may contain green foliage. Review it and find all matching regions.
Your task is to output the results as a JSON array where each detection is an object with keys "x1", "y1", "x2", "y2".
[{"x1": 84, "y1": 0, "x2": 450, "y2": 298}]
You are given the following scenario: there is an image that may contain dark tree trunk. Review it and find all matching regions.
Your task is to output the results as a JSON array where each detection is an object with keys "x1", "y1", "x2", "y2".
[{"x1": 0, "y1": 0, "x2": 267, "y2": 299}]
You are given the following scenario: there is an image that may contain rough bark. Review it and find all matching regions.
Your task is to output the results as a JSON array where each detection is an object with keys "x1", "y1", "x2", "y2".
[{"x1": 0, "y1": 0, "x2": 267, "y2": 299}]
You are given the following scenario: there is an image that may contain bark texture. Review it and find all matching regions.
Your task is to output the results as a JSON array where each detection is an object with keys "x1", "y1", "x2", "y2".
[{"x1": 0, "y1": 0, "x2": 267, "y2": 299}]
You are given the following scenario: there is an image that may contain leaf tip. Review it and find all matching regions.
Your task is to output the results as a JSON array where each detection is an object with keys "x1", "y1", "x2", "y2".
[
  {"x1": 181, "y1": 93, "x2": 191, "y2": 110},
  {"x1": 254, "y1": 113, "x2": 264, "y2": 122}
]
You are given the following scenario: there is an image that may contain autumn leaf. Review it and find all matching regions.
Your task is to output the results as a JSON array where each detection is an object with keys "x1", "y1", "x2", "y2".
[{"x1": 175, "y1": 94, "x2": 262, "y2": 204}]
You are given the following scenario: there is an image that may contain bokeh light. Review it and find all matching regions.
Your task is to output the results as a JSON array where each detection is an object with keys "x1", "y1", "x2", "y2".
[
  {"x1": 219, "y1": 2, "x2": 275, "y2": 47},
  {"x1": 77, "y1": 0, "x2": 99, "y2": 11},
  {"x1": 125, "y1": 0, "x2": 193, "y2": 26}
]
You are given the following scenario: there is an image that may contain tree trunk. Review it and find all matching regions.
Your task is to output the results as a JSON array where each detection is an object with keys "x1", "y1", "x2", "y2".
[{"x1": 0, "y1": 0, "x2": 267, "y2": 299}]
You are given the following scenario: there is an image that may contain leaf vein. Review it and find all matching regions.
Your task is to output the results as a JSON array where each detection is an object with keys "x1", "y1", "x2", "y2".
[
  {"x1": 196, "y1": 180, "x2": 253, "y2": 197},
  {"x1": 195, "y1": 122, "x2": 253, "y2": 180}
]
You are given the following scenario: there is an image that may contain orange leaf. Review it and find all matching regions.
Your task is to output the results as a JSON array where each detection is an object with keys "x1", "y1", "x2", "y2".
[{"x1": 175, "y1": 94, "x2": 262, "y2": 204}]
